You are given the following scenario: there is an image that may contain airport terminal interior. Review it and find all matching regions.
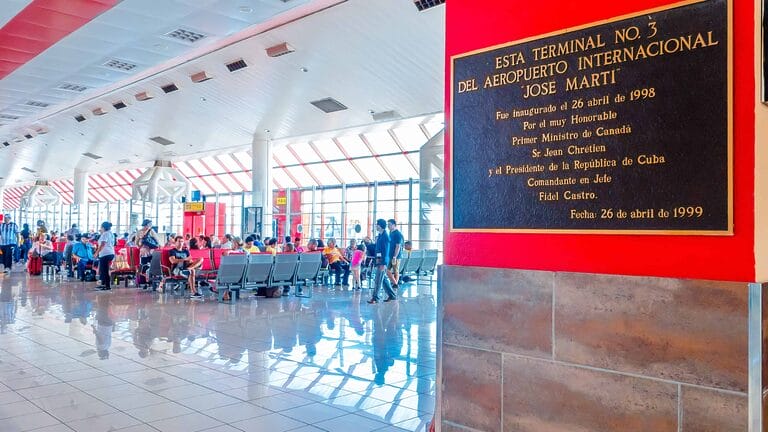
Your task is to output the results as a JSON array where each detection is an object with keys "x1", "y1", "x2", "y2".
[{"x1": 0, "y1": 0, "x2": 445, "y2": 431}]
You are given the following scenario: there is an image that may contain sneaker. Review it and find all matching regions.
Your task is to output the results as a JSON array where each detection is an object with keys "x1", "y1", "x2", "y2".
[
  {"x1": 367, "y1": 299, "x2": 378, "y2": 304},
  {"x1": 191, "y1": 292, "x2": 203, "y2": 298},
  {"x1": 3, "y1": 269, "x2": 9, "y2": 274}
]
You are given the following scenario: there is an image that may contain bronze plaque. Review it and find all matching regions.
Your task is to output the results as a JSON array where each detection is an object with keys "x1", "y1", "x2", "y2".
[{"x1": 450, "y1": 0, "x2": 732, "y2": 234}]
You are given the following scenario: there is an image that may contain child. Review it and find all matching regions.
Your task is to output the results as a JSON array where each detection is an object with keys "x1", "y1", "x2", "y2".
[{"x1": 351, "y1": 244, "x2": 366, "y2": 290}]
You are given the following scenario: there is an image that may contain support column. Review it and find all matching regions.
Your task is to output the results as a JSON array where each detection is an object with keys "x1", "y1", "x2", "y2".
[
  {"x1": 419, "y1": 129, "x2": 444, "y2": 249},
  {"x1": 73, "y1": 169, "x2": 89, "y2": 205},
  {"x1": 251, "y1": 136, "x2": 272, "y2": 238}
]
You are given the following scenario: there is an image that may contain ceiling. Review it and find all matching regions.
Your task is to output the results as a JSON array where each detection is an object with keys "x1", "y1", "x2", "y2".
[{"x1": 0, "y1": 0, "x2": 445, "y2": 188}]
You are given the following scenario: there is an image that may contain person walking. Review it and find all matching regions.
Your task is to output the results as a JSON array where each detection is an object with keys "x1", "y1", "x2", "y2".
[
  {"x1": 94, "y1": 222, "x2": 115, "y2": 291},
  {"x1": 0, "y1": 214, "x2": 19, "y2": 274},
  {"x1": 368, "y1": 219, "x2": 396, "y2": 304},
  {"x1": 385, "y1": 219, "x2": 404, "y2": 290}
]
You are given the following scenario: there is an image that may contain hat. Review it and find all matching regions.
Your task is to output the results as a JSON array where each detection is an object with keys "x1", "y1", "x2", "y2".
[{"x1": 142, "y1": 219, "x2": 152, "y2": 227}]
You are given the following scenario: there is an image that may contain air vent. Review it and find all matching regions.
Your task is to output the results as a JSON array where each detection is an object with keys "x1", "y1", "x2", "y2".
[
  {"x1": 21, "y1": 167, "x2": 36, "y2": 173},
  {"x1": 190, "y1": 71, "x2": 213, "y2": 83},
  {"x1": 413, "y1": 0, "x2": 445, "y2": 11},
  {"x1": 161, "y1": 83, "x2": 179, "y2": 93},
  {"x1": 0, "y1": 114, "x2": 19, "y2": 120},
  {"x1": 82, "y1": 152, "x2": 102, "y2": 160},
  {"x1": 266, "y1": 42, "x2": 294, "y2": 57},
  {"x1": 26, "y1": 100, "x2": 50, "y2": 108},
  {"x1": 103, "y1": 58, "x2": 138, "y2": 71},
  {"x1": 135, "y1": 91, "x2": 153, "y2": 101},
  {"x1": 74, "y1": 114, "x2": 86, "y2": 122},
  {"x1": 58, "y1": 83, "x2": 89, "y2": 92},
  {"x1": 23, "y1": 133, "x2": 33, "y2": 139},
  {"x1": 310, "y1": 97, "x2": 348, "y2": 113},
  {"x1": 92, "y1": 108, "x2": 107, "y2": 116},
  {"x1": 112, "y1": 101, "x2": 127, "y2": 109},
  {"x1": 226, "y1": 59, "x2": 248, "y2": 72},
  {"x1": 2, "y1": 142, "x2": 9, "y2": 147},
  {"x1": 160, "y1": 151, "x2": 177, "y2": 157},
  {"x1": 371, "y1": 110, "x2": 401, "y2": 122},
  {"x1": 150, "y1": 136, "x2": 175, "y2": 146},
  {"x1": 165, "y1": 28, "x2": 206, "y2": 43},
  {"x1": 118, "y1": 159, "x2": 130, "y2": 164}
]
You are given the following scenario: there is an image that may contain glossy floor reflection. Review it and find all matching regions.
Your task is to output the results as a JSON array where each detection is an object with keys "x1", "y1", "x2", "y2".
[{"x1": 0, "y1": 269, "x2": 436, "y2": 432}]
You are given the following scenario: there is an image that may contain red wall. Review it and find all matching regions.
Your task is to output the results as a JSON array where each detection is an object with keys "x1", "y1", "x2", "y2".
[{"x1": 444, "y1": 0, "x2": 755, "y2": 282}]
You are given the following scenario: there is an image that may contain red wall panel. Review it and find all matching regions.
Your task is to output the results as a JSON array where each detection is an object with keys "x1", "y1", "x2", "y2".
[{"x1": 444, "y1": 0, "x2": 755, "y2": 281}]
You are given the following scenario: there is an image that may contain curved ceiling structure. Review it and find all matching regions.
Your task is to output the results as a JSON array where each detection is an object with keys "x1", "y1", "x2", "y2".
[{"x1": 0, "y1": 0, "x2": 445, "y2": 189}]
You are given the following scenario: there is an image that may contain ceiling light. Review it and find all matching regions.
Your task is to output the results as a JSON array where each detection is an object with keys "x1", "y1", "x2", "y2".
[
  {"x1": 190, "y1": 71, "x2": 213, "y2": 83},
  {"x1": 266, "y1": 42, "x2": 295, "y2": 58},
  {"x1": 135, "y1": 91, "x2": 154, "y2": 101},
  {"x1": 74, "y1": 114, "x2": 86, "y2": 122},
  {"x1": 238, "y1": 6, "x2": 253, "y2": 12},
  {"x1": 82, "y1": 152, "x2": 102, "y2": 160},
  {"x1": 150, "y1": 136, "x2": 175, "y2": 146},
  {"x1": 371, "y1": 110, "x2": 401, "y2": 122},
  {"x1": 21, "y1": 167, "x2": 36, "y2": 173},
  {"x1": 92, "y1": 107, "x2": 107, "y2": 116},
  {"x1": 310, "y1": 97, "x2": 348, "y2": 113},
  {"x1": 164, "y1": 28, "x2": 206, "y2": 44},
  {"x1": 226, "y1": 59, "x2": 248, "y2": 72},
  {"x1": 26, "y1": 100, "x2": 50, "y2": 108},
  {"x1": 2, "y1": 142, "x2": 9, "y2": 147},
  {"x1": 300, "y1": 67, "x2": 308, "y2": 72},
  {"x1": 161, "y1": 83, "x2": 179, "y2": 93}
]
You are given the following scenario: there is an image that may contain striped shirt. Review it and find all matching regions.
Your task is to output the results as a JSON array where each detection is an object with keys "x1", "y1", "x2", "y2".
[{"x1": 0, "y1": 222, "x2": 19, "y2": 246}]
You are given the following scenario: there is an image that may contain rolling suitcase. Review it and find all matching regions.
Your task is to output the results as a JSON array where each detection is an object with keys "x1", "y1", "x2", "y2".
[{"x1": 28, "y1": 256, "x2": 42, "y2": 275}]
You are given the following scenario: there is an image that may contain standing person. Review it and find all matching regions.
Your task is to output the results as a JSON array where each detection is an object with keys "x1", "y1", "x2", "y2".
[
  {"x1": 385, "y1": 219, "x2": 404, "y2": 290},
  {"x1": 65, "y1": 224, "x2": 80, "y2": 238},
  {"x1": 94, "y1": 222, "x2": 115, "y2": 291},
  {"x1": 351, "y1": 244, "x2": 366, "y2": 290},
  {"x1": 0, "y1": 214, "x2": 19, "y2": 274},
  {"x1": 368, "y1": 219, "x2": 395, "y2": 304},
  {"x1": 137, "y1": 219, "x2": 160, "y2": 267},
  {"x1": 19, "y1": 223, "x2": 31, "y2": 264}
]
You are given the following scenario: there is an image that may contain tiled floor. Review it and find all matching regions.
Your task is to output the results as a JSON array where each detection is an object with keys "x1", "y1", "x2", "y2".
[{"x1": 0, "y1": 268, "x2": 436, "y2": 432}]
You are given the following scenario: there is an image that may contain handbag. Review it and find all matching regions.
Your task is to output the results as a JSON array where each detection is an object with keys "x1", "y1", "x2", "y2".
[{"x1": 142, "y1": 232, "x2": 159, "y2": 249}]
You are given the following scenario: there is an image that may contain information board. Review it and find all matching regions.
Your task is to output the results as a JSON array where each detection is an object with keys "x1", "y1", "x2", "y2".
[{"x1": 450, "y1": 0, "x2": 731, "y2": 234}]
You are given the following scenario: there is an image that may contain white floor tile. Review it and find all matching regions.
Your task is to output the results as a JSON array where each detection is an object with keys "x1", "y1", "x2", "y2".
[
  {"x1": 149, "y1": 412, "x2": 223, "y2": 432},
  {"x1": 125, "y1": 401, "x2": 193, "y2": 423},
  {"x1": 230, "y1": 412, "x2": 305, "y2": 432},
  {"x1": 65, "y1": 412, "x2": 142, "y2": 432},
  {"x1": 315, "y1": 413, "x2": 389, "y2": 432}
]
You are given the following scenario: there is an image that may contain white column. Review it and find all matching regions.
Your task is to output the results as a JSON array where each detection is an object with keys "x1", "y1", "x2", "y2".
[
  {"x1": 251, "y1": 136, "x2": 272, "y2": 237},
  {"x1": 73, "y1": 169, "x2": 89, "y2": 205}
]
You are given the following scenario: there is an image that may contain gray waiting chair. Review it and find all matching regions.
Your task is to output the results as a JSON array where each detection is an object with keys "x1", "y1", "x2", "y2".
[
  {"x1": 417, "y1": 249, "x2": 439, "y2": 284},
  {"x1": 242, "y1": 254, "x2": 273, "y2": 293},
  {"x1": 293, "y1": 253, "x2": 322, "y2": 298},
  {"x1": 215, "y1": 254, "x2": 248, "y2": 302},
  {"x1": 270, "y1": 254, "x2": 299, "y2": 296},
  {"x1": 403, "y1": 249, "x2": 424, "y2": 277}
]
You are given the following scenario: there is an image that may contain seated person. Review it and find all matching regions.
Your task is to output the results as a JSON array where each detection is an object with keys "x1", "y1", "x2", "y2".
[
  {"x1": 323, "y1": 238, "x2": 350, "y2": 287},
  {"x1": 244, "y1": 236, "x2": 260, "y2": 254},
  {"x1": 63, "y1": 235, "x2": 76, "y2": 277},
  {"x1": 29, "y1": 233, "x2": 61, "y2": 271},
  {"x1": 71, "y1": 234, "x2": 95, "y2": 281},
  {"x1": 168, "y1": 236, "x2": 204, "y2": 298},
  {"x1": 265, "y1": 238, "x2": 278, "y2": 255}
]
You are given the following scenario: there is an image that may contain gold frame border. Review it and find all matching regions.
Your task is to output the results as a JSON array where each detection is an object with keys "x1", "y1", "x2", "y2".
[{"x1": 448, "y1": 0, "x2": 734, "y2": 236}]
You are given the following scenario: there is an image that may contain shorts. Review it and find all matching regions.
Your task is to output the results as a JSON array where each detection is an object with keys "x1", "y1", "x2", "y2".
[
  {"x1": 172, "y1": 267, "x2": 191, "y2": 277},
  {"x1": 387, "y1": 258, "x2": 400, "y2": 272}
]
